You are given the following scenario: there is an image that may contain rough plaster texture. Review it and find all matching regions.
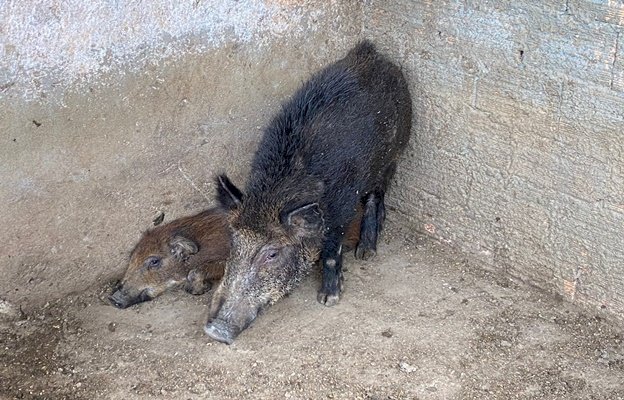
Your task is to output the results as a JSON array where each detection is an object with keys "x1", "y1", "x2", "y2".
[
  {"x1": 1, "y1": 0, "x2": 623, "y2": 326},
  {"x1": 363, "y1": 0, "x2": 624, "y2": 320},
  {"x1": 0, "y1": 0, "x2": 350, "y2": 101}
]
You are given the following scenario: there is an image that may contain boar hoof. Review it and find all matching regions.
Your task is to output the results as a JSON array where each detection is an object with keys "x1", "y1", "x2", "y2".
[
  {"x1": 355, "y1": 244, "x2": 377, "y2": 260},
  {"x1": 317, "y1": 291, "x2": 340, "y2": 307}
]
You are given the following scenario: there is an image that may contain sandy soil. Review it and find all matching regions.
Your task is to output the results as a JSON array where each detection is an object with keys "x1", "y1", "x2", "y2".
[{"x1": 1, "y1": 228, "x2": 623, "y2": 400}]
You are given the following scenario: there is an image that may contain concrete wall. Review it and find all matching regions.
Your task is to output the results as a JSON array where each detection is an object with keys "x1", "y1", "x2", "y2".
[
  {"x1": 0, "y1": 0, "x2": 362, "y2": 309},
  {"x1": 2, "y1": 0, "x2": 623, "y2": 323},
  {"x1": 364, "y1": 0, "x2": 624, "y2": 319}
]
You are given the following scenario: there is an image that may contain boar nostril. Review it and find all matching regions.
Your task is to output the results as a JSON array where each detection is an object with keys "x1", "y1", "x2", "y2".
[{"x1": 108, "y1": 295, "x2": 127, "y2": 309}]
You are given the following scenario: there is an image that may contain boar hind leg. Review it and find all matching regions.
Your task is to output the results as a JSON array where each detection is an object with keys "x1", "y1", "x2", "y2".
[
  {"x1": 355, "y1": 190, "x2": 385, "y2": 260},
  {"x1": 184, "y1": 268, "x2": 212, "y2": 295},
  {"x1": 317, "y1": 236, "x2": 345, "y2": 307}
]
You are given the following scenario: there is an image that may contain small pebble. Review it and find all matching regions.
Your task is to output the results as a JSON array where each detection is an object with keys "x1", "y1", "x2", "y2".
[
  {"x1": 381, "y1": 329, "x2": 393, "y2": 338},
  {"x1": 399, "y1": 361, "x2": 417, "y2": 373},
  {"x1": 108, "y1": 322, "x2": 116, "y2": 333}
]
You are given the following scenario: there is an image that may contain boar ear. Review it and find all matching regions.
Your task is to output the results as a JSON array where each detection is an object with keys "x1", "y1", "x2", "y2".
[
  {"x1": 170, "y1": 236, "x2": 199, "y2": 261},
  {"x1": 216, "y1": 174, "x2": 243, "y2": 210},
  {"x1": 284, "y1": 203, "x2": 323, "y2": 238}
]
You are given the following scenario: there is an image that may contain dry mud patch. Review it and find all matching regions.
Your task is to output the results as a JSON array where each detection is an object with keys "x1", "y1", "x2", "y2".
[{"x1": 1, "y1": 232, "x2": 623, "y2": 399}]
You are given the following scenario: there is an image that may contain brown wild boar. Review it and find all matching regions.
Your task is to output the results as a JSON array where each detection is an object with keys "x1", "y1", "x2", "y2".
[
  {"x1": 109, "y1": 208, "x2": 229, "y2": 308},
  {"x1": 109, "y1": 206, "x2": 363, "y2": 309}
]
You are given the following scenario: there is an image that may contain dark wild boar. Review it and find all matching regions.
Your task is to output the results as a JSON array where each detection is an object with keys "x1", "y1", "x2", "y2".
[
  {"x1": 109, "y1": 208, "x2": 229, "y2": 308},
  {"x1": 205, "y1": 40, "x2": 412, "y2": 344},
  {"x1": 109, "y1": 207, "x2": 363, "y2": 309}
]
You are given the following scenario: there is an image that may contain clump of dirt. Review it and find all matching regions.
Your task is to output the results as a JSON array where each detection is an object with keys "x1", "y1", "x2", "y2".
[{"x1": 1, "y1": 232, "x2": 623, "y2": 399}]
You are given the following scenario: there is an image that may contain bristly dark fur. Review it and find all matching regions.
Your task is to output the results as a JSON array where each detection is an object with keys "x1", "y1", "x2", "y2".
[{"x1": 237, "y1": 40, "x2": 411, "y2": 235}]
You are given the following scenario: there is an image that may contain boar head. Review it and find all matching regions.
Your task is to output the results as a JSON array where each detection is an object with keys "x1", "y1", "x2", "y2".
[
  {"x1": 109, "y1": 228, "x2": 199, "y2": 309},
  {"x1": 204, "y1": 175, "x2": 324, "y2": 344}
]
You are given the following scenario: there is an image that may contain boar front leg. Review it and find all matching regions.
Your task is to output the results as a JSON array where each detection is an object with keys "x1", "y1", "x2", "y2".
[{"x1": 317, "y1": 232, "x2": 345, "y2": 307}]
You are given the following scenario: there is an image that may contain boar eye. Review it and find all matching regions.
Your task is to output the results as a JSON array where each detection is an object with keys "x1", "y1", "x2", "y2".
[
  {"x1": 145, "y1": 256, "x2": 162, "y2": 269},
  {"x1": 265, "y1": 249, "x2": 279, "y2": 262}
]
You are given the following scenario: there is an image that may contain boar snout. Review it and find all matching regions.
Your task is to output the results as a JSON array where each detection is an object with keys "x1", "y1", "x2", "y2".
[
  {"x1": 204, "y1": 297, "x2": 259, "y2": 344},
  {"x1": 108, "y1": 289, "x2": 131, "y2": 309},
  {"x1": 109, "y1": 286, "x2": 152, "y2": 309}
]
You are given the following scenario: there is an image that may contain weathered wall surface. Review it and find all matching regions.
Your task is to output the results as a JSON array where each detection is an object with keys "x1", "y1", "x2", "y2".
[
  {"x1": 365, "y1": 1, "x2": 624, "y2": 320},
  {"x1": 0, "y1": 0, "x2": 362, "y2": 309}
]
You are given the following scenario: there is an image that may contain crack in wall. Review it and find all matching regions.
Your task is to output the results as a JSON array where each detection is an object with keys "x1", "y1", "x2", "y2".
[
  {"x1": 610, "y1": 30, "x2": 620, "y2": 90},
  {"x1": 471, "y1": 76, "x2": 479, "y2": 108},
  {"x1": 556, "y1": 79, "x2": 566, "y2": 125}
]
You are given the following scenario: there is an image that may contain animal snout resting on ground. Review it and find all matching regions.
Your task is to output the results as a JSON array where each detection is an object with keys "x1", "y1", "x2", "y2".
[
  {"x1": 109, "y1": 283, "x2": 153, "y2": 309},
  {"x1": 204, "y1": 39, "x2": 412, "y2": 344}
]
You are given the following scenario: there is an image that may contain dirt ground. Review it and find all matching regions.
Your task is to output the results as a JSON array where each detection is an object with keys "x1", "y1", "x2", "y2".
[{"x1": 1, "y1": 225, "x2": 623, "y2": 400}]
